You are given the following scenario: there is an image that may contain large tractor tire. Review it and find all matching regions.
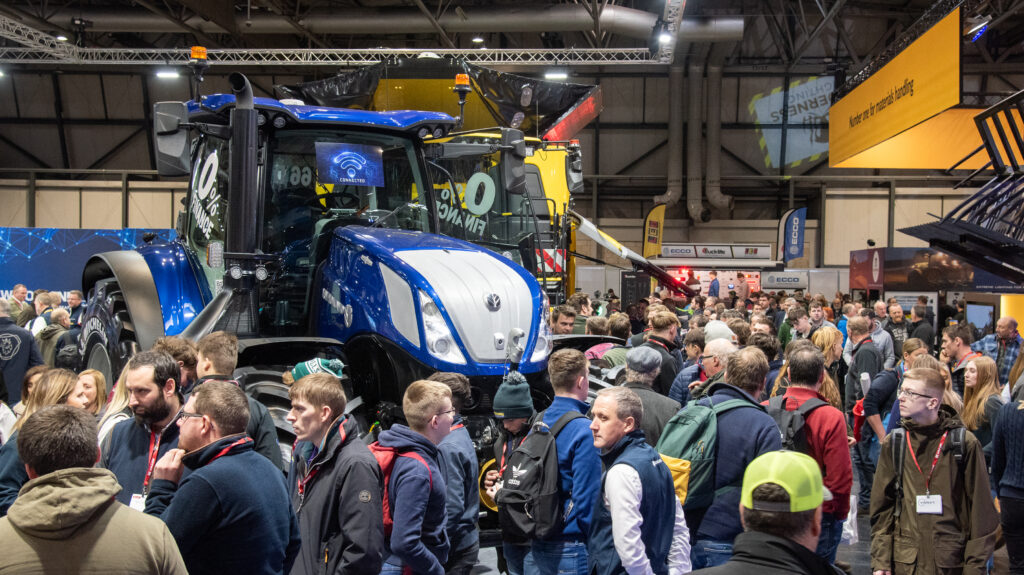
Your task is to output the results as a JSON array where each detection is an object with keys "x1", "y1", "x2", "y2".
[{"x1": 80, "y1": 277, "x2": 140, "y2": 387}]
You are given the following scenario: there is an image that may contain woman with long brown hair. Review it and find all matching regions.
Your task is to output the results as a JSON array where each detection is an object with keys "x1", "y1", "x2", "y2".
[
  {"x1": 76, "y1": 369, "x2": 107, "y2": 416},
  {"x1": 962, "y1": 355, "x2": 1004, "y2": 458},
  {"x1": 0, "y1": 369, "x2": 90, "y2": 514}
]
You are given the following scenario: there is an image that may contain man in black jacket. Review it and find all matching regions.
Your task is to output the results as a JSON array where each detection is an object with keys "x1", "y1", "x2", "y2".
[
  {"x1": 286, "y1": 372, "x2": 385, "y2": 575},
  {"x1": 909, "y1": 304, "x2": 935, "y2": 352},
  {"x1": 0, "y1": 299, "x2": 43, "y2": 404},
  {"x1": 690, "y1": 451, "x2": 843, "y2": 575},
  {"x1": 640, "y1": 311, "x2": 681, "y2": 396},
  {"x1": 192, "y1": 331, "x2": 284, "y2": 470}
]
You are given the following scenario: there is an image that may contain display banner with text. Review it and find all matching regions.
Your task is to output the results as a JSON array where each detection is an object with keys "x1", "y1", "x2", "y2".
[{"x1": 830, "y1": 7, "x2": 961, "y2": 167}]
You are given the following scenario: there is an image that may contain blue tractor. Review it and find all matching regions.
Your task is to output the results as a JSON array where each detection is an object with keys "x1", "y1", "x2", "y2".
[{"x1": 78, "y1": 73, "x2": 553, "y2": 457}]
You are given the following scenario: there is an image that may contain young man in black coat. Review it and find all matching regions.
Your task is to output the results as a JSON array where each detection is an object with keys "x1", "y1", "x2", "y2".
[{"x1": 286, "y1": 372, "x2": 385, "y2": 575}]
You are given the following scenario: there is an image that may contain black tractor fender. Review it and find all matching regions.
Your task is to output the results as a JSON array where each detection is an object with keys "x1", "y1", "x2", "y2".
[{"x1": 82, "y1": 251, "x2": 166, "y2": 351}]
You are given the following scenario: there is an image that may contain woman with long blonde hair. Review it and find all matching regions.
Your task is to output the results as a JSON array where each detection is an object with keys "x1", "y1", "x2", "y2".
[
  {"x1": 76, "y1": 369, "x2": 107, "y2": 415},
  {"x1": 810, "y1": 326, "x2": 845, "y2": 411},
  {"x1": 98, "y1": 364, "x2": 134, "y2": 445},
  {"x1": 962, "y1": 355, "x2": 1004, "y2": 456},
  {"x1": 0, "y1": 368, "x2": 90, "y2": 513}
]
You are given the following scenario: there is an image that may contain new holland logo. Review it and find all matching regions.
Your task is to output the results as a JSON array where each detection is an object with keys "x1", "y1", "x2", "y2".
[{"x1": 485, "y1": 293, "x2": 501, "y2": 311}]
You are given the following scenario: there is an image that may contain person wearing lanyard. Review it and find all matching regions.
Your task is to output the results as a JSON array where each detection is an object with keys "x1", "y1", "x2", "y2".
[
  {"x1": 869, "y1": 368, "x2": 999, "y2": 575},
  {"x1": 484, "y1": 372, "x2": 538, "y2": 575},
  {"x1": 145, "y1": 380, "x2": 301, "y2": 575},
  {"x1": 99, "y1": 350, "x2": 187, "y2": 508}
]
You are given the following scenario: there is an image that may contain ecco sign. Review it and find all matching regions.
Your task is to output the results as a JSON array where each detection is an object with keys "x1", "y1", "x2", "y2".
[{"x1": 763, "y1": 272, "x2": 809, "y2": 289}]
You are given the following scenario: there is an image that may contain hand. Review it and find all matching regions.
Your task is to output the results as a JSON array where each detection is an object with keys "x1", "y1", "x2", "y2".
[
  {"x1": 152, "y1": 448, "x2": 186, "y2": 484},
  {"x1": 486, "y1": 479, "x2": 502, "y2": 500},
  {"x1": 483, "y1": 469, "x2": 499, "y2": 489},
  {"x1": 848, "y1": 435, "x2": 857, "y2": 446},
  {"x1": 688, "y1": 380, "x2": 701, "y2": 390}
]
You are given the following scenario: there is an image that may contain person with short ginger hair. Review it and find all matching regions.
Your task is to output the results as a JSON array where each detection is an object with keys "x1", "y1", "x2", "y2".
[
  {"x1": 191, "y1": 331, "x2": 283, "y2": 470},
  {"x1": 869, "y1": 368, "x2": 998, "y2": 575},
  {"x1": 0, "y1": 405, "x2": 188, "y2": 574},
  {"x1": 376, "y1": 379, "x2": 453, "y2": 575},
  {"x1": 588, "y1": 386, "x2": 691, "y2": 575},
  {"x1": 522, "y1": 348, "x2": 601, "y2": 575},
  {"x1": 287, "y1": 372, "x2": 385, "y2": 575},
  {"x1": 146, "y1": 380, "x2": 301, "y2": 575}
]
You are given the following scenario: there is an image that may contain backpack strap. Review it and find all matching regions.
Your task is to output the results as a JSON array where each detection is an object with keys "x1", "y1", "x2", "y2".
[
  {"x1": 948, "y1": 427, "x2": 966, "y2": 467},
  {"x1": 549, "y1": 411, "x2": 587, "y2": 437},
  {"x1": 891, "y1": 428, "x2": 907, "y2": 521},
  {"x1": 398, "y1": 451, "x2": 433, "y2": 490},
  {"x1": 795, "y1": 397, "x2": 828, "y2": 417}
]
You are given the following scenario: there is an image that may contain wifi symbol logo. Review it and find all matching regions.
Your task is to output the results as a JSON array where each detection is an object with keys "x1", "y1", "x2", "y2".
[{"x1": 332, "y1": 152, "x2": 368, "y2": 179}]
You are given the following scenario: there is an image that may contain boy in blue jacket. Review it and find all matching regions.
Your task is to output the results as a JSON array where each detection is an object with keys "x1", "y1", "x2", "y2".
[{"x1": 377, "y1": 379, "x2": 453, "y2": 575}]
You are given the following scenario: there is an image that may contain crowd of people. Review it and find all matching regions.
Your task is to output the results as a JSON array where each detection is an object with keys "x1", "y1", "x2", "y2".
[{"x1": 0, "y1": 281, "x2": 1023, "y2": 575}]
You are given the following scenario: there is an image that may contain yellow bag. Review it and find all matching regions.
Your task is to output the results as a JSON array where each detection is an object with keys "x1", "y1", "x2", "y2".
[{"x1": 659, "y1": 454, "x2": 690, "y2": 506}]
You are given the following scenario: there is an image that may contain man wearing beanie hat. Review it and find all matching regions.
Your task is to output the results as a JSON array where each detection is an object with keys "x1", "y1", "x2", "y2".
[
  {"x1": 484, "y1": 372, "x2": 537, "y2": 575},
  {"x1": 690, "y1": 451, "x2": 843, "y2": 575},
  {"x1": 623, "y1": 346, "x2": 680, "y2": 446}
]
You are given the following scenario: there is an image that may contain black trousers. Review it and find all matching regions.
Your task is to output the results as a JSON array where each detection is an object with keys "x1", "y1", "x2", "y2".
[{"x1": 1001, "y1": 495, "x2": 1024, "y2": 574}]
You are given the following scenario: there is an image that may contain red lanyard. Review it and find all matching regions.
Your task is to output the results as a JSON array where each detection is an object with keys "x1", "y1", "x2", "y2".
[
  {"x1": 207, "y1": 437, "x2": 253, "y2": 466},
  {"x1": 955, "y1": 351, "x2": 982, "y2": 371},
  {"x1": 451, "y1": 422, "x2": 465, "y2": 431},
  {"x1": 142, "y1": 430, "x2": 162, "y2": 492},
  {"x1": 906, "y1": 431, "x2": 947, "y2": 494}
]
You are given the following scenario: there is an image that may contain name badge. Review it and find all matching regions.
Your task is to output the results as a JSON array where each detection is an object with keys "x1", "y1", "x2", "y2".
[
  {"x1": 129, "y1": 493, "x2": 146, "y2": 512},
  {"x1": 916, "y1": 494, "x2": 942, "y2": 514}
]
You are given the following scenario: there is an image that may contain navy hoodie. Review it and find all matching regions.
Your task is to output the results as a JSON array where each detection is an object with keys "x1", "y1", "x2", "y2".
[
  {"x1": 377, "y1": 424, "x2": 449, "y2": 575},
  {"x1": 145, "y1": 434, "x2": 300, "y2": 575}
]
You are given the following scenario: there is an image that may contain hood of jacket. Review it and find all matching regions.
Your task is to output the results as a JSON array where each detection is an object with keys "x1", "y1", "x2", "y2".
[
  {"x1": 902, "y1": 404, "x2": 963, "y2": 438},
  {"x1": 730, "y1": 531, "x2": 840, "y2": 575},
  {"x1": 7, "y1": 468, "x2": 121, "y2": 540},
  {"x1": 376, "y1": 423, "x2": 439, "y2": 459},
  {"x1": 36, "y1": 323, "x2": 66, "y2": 342}
]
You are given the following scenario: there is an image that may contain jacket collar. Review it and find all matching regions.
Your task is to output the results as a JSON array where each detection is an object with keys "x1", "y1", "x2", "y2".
[
  {"x1": 647, "y1": 335, "x2": 677, "y2": 351},
  {"x1": 599, "y1": 430, "x2": 647, "y2": 464},
  {"x1": 708, "y1": 380, "x2": 762, "y2": 406},
  {"x1": 784, "y1": 385, "x2": 827, "y2": 403},
  {"x1": 731, "y1": 531, "x2": 842, "y2": 575},
  {"x1": 0, "y1": 317, "x2": 13, "y2": 327},
  {"x1": 183, "y1": 433, "x2": 253, "y2": 470}
]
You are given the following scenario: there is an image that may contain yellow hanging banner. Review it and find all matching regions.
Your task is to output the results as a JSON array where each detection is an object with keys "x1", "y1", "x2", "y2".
[
  {"x1": 643, "y1": 204, "x2": 666, "y2": 259},
  {"x1": 830, "y1": 8, "x2": 961, "y2": 167}
]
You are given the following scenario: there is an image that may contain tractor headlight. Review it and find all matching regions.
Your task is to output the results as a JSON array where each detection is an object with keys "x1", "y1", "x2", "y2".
[
  {"x1": 530, "y1": 291, "x2": 552, "y2": 363},
  {"x1": 419, "y1": 290, "x2": 466, "y2": 365}
]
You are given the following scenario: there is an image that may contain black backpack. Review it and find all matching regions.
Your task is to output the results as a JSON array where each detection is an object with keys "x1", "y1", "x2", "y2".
[
  {"x1": 494, "y1": 410, "x2": 585, "y2": 540},
  {"x1": 765, "y1": 395, "x2": 828, "y2": 453},
  {"x1": 890, "y1": 426, "x2": 966, "y2": 520}
]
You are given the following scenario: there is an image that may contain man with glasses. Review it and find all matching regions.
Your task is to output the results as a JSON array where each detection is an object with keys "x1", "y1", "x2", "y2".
[
  {"x1": 869, "y1": 368, "x2": 998, "y2": 575},
  {"x1": 146, "y1": 380, "x2": 301, "y2": 575},
  {"x1": 673, "y1": 337, "x2": 737, "y2": 403},
  {"x1": 376, "y1": 379, "x2": 454, "y2": 575}
]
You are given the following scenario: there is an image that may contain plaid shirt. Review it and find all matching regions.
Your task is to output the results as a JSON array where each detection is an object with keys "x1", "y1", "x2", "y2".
[{"x1": 972, "y1": 331, "x2": 1024, "y2": 385}]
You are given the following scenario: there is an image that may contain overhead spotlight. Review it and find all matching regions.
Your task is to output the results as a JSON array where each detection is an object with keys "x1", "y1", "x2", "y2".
[
  {"x1": 658, "y1": 31, "x2": 672, "y2": 44},
  {"x1": 156, "y1": 69, "x2": 181, "y2": 79},
  {"x1": 544, "y1": 71, "x2": 568, "y2": 81},
  {"x1": 965, "y1": 14, "x2": 992, "y2": 35},
  {"x1": 55, "y1": 34, "x2": 68, "y2": 42},
  {"x1": 0, "y1": 70, "x2": 5, "y2": 78},
  {"x1": 472, "y1": 36, "x2": 484, "y2": 43}
]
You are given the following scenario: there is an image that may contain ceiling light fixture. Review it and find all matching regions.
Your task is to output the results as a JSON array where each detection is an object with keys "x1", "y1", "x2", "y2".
[
  {"x1": 472, "y1": 36, "x2": 484, "y2": 43},
  {"x1": 544, "y1": 71, "x2": 568, "y2": 81},
  {"x1": 156, "y1": 69, "x2": 181, "y2": 79},
  {"x1": 55, "y1": 34, "x2": 68, "y2": 42}
]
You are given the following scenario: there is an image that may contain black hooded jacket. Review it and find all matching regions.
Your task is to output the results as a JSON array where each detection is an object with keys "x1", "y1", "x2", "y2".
[{"x1": 691, "y1": 531, "x2": 843, "y2": 575}]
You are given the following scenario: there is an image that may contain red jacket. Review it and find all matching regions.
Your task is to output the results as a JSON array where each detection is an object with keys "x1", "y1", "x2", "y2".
[{"x1": 765, "y1": 386, "x2": 853, "y2": 519}]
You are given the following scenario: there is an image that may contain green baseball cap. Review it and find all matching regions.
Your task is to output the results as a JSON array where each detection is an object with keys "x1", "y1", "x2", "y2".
[{"x1": 741, "y1": 451, "x2": 832, "y2": 513}]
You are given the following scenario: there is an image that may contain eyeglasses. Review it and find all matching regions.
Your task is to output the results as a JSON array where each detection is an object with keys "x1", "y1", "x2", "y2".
[
  {"x1": 897, "y1": 388, "x2": 936, "y2": 401},
  {"x1": 435, "y1": 408, "x2": 456, "y2": 418},
  {"x1": 699, "y1": 355, "x2": 716, "y2": 362},
  {"x1": 179, "y1": 411, "x2": 204, "y2": 420}
]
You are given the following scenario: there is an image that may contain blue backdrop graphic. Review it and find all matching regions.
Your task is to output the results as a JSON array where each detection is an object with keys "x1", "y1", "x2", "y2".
[
  {"x1": 0, "y1": 228, "x2": 176, "y2": 299},
  {"x1": 783, "y1": 207, "x2": 806, "y2": 262}
]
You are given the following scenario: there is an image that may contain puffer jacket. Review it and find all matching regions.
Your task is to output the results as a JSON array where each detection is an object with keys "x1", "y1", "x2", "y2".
[
  {"x1": 869, "y1": 406, "x2": 999, "y2": 575},
  {"x1": 0, "y1": 467, "x2": 187, "y2": 574}
]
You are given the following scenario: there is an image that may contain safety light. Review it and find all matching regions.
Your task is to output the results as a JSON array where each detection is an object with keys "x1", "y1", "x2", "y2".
[
  {"x1": 190, "y1": 46, "x2": 208, "y2": 61},
  {"x1": 254, "y1": 265, "x2": 269, "y2": 281}
]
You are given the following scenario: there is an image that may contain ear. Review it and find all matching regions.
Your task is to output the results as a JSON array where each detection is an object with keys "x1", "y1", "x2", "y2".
[
  {"x1": 162, "y1": 378, "x2": 176, "y2": 396},
  {"x1": 95, "y1": 446, "x2": 101, "y2": 465},
  {"x1": 624, "y1": 416, "x2": 636, "y2": 433},
  {"x1": 811, "y1": 506, "x2": 823, "y2": 538},
  {"x1": 319, "y1": 405, "x2": 333, "y2": 424},
  {"x1": 25, "y1": 464, "x2": 38, "y2": 480}
]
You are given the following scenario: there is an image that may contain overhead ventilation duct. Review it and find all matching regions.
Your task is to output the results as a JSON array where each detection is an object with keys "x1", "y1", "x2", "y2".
[
  {"x1": 685, "y1": 48, "x2": 710, "y2": 223},
  {"x1": 705, "y1": 42, "x2": 734, "y2": 212}
]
